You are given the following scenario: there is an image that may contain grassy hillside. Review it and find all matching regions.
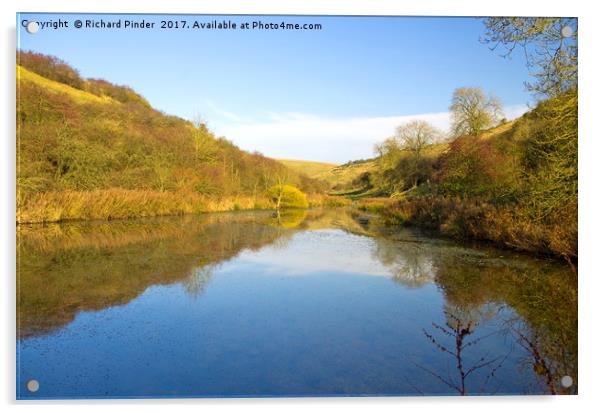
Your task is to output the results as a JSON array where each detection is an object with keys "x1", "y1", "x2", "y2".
[
  {"x1": 16, "y1": 51, "x2": 327, "y2": 223},
  {"x1": 279, "y1": 158, "x2": 380, "y2": 192},
  {"x1": 280, "y1": 141, "x2": 449, "y2": 196},
  {"x1": 277, "y1": 159, "x2": 337, "y2": 179},
  {"x1": 326, "y1": 159, "x2": 379, "y2": 191}
]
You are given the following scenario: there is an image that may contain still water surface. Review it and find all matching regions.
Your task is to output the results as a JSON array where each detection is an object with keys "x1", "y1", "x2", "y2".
[{"x1": 17, "y1": 209, "x2": 577, "y2": 398}]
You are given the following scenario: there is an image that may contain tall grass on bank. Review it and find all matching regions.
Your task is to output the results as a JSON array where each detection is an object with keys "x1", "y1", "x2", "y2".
[
  {"x1": 307, "y1": 194, "x2": 352, "y2": 208},
  {"x1": 354, "y1": 197, "x2": 398, "y2": 213},
  {"x1": 381, "y1": 196, "x2": 577, "y2": 263},
  {"x1": 17, "y1": 189, "x2": 352, "y2": 224},
  {"x1": 16, "y1": 189, "x2": 271, "y2": 224}
]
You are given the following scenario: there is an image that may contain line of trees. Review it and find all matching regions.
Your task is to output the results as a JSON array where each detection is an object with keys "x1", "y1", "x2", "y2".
[{"x1": 371, "y1": 85, "x2": 504, "y2": 195}]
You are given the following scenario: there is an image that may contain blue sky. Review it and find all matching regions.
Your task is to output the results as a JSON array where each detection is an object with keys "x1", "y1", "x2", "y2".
[{"x1": 18, "y1": 13, "x2": 532, "y2": 163}]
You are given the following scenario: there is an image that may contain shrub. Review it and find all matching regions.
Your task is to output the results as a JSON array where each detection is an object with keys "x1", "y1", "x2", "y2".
[
  {"x1": 267, "y1": 185, "x2": 309, "y2": 209},
  {"x1": 434, "y1": 135, "x2": 519, "y2": 200},
  {"x1": 382, "y1": 196, "x2": 577, "y2": 262},
  {"x1": 85, "y1": 78, "x2": 151, "y2": 107}
]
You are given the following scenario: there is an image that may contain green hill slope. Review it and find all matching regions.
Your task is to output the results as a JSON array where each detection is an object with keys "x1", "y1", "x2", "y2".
[{"x1": 16, "y1": 51, "x2": 324, "y2": 223}]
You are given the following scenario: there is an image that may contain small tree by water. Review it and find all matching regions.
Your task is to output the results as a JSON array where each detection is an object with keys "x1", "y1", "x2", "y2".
[{"x1": 267, "y1": 185, "x2": 309, "y2": 209}]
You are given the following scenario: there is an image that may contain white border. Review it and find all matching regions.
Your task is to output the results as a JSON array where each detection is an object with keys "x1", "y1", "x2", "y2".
[{"x1": 2, "y1": 1, "x2": 601, "y2": 412}]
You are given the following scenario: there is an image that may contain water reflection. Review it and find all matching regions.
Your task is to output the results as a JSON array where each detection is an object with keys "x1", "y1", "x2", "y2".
[
  {"x1": 371, "y1": 237, "x2": 436, "y2": 288},
  {"x1": 431, "y1": 253, "x2": 578, "y2": 395},
  {"x1": 415, "y1": 303, "x2": 510, "y2": 395},
  {"x1": 17, "y1": 211, "x2": 297, "y2": 337},
  {"x1": 17, "y1": 208, "x2": 577, "y2": 397}
]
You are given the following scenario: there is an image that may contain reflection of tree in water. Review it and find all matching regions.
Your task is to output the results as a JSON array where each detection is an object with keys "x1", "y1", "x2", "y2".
[
  {"x1": 267, "y1": 209, "x2": 307, "y2": 250},
  {"x1": 415, "y1": 304, "x2": 510, "y2": 395},
  {"x1": 347, "y1": 215, "x2": 576, "y2": 395},
  {"x1": 371, "y1": 238, "x2": 435, "y2": 288},
  {"x1": 508, "y1": 319, "x2": 577, "y2": 395},
  {"x1": 18, "y1": 213, "x2": 303, "y2": 337},
  {"x1": 183, "y1": 265, "x2": 217, "y2": 298},
  {"x1": 270, "y1": 209, "x2": 307, "y2": 229},
  {"x1": 430, "y1": 255, "x2": 577, "y2": 395}
]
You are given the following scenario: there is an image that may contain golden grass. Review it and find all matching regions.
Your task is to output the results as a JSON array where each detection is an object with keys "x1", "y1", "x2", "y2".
[
  {"x1": 478, "y1": 120, "x2": 517, "y2": 140},
  {"x1": 16, "y1": 189, "x2": 350, "y2": 224},
  {"x1": 325, "y1": 160, "x2": 378, "y2": 188},
  {"x1": 307, "y1": 193, "x2": 352, "y2": 208},
  {"x1": 354, "y1": 197, "x2": 398, "y2": 213},
  {"x1": 16, "y1": 189, "x2": 277, "y2": 224},
  {"x1": 279, "y1": 158, "x2": 380, "y2": 189},
  {"x1": 17, "y1": 65, "x2": 115, "y2": 105}
]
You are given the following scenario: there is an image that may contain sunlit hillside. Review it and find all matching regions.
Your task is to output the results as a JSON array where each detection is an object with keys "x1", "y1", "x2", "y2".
[
  {"x1": 279, "y1": 158, "x2": 378, "y2": 191},
  {"x1": 277, "y1": 159, "x2": 337, "y2": 179},
  {"x1": 16, "y1": 51, "x2": 327, "y2": 223}
]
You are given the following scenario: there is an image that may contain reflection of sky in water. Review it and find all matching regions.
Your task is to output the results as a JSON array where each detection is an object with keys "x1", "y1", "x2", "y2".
[{"x1": 234, "y1": 229, "x2": 435, "y2": 286}]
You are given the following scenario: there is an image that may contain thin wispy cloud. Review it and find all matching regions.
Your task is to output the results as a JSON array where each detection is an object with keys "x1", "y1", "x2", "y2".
[
  {"x1": 204, "y1": 100, "x2": 253, "y2": 123},
  {"x1": 210, "y1": 104, "x2": 529, "y2": 164}
]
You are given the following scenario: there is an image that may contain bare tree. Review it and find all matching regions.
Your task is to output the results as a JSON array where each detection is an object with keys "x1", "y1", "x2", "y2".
[
  {"x1": 449, "y1": 87, "x2": 503, "y2": 137},
  {"x1": 481, "y1": 17, "x2": 577, "y2": 97},
  {"x1": 374, "y1": 120, "x2": 442, "y2": 192},
  {"x1": 395, "y1": 120, "x2": 442, "y2": 157},
  {"x1": 191, "y1": 112, "x2": 217, "y2": 162}
]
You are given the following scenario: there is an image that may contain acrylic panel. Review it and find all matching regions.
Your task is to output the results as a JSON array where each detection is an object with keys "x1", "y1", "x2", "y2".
[{"x1": 16, "y1": 13, "x2": 578, "y2": 399}]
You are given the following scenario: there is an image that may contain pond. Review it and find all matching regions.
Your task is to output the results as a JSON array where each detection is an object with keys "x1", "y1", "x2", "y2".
[{"x1": 16, "y1": 208, "x2": 577, "y2": 398}]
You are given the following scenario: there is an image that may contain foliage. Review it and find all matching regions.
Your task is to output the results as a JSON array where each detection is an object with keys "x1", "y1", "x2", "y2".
[
  {"x1": 516, "y1": 87, "x2": 578, "y2": 219},
  {"x1": 85, "y1": 78, "x2": 151, "y2": 107},
  {"x1": 355, "y1": 197, "x2": 398, "y2": 214},
  {"x1": 17, "y1": 50, "x2": 85, "y2": 89},
  {"x1": 267, "y1": 184, "x2": 309, "y2": 209},
  {"x1": 394, "y1": 120, "x2": 442, "y2": 156},
  {"x1": 351, "y1": 171, "x2": 373, "y2": 191},
  {"x1": 307, "y1": 194, "x2": 352, "y2": 208},
  {"x1": 434, "y1": 134, "x2": 520, "y2": 200}
]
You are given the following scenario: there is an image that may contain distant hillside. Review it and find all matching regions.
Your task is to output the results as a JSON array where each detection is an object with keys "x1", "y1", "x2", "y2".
[
  {"x1": 16, "y1": 51, "x2": 325, "y2": 223},
  {"x1": 278, "y1": 158, "x2": 379, "y2": 192},
  {"x1": 326, "y1": 160, "x2": 378, "y2": 191},
  {"x1": 277, "y1": 159, "x2": 337, "y2": 179}
]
